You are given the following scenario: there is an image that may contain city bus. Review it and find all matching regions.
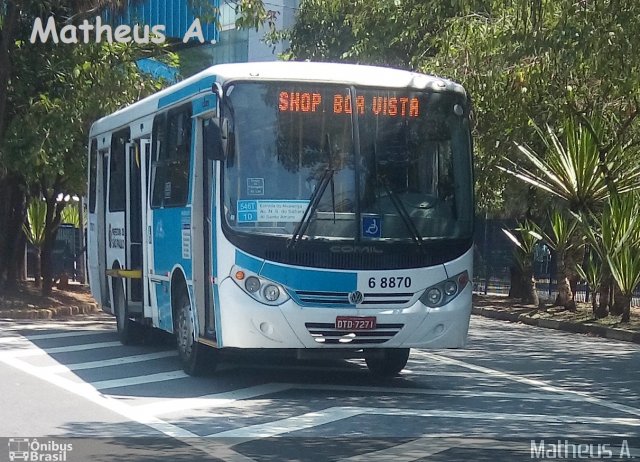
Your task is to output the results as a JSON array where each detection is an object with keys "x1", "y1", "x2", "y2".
[{"x1": 87, "y1": 61, "x2": 474, "y2": 377}]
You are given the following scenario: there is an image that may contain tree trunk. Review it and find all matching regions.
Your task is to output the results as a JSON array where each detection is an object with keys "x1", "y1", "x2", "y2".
[
  {"x1": 34, "y1": 249, "x2": 42, "y2": 287},
  {"x1": 597, "y1": 273, "x2": 611, "y2": 317},
  {"x1": 0, "y1": 0, "x2": 19, "y2": 141},
  {"x1": 40, "y1": 182, "x2": 65, "y2": 296},
  {"x1": 610, "y1": 283, "x2": 625, "y2": 316},
  {"x1": 0, "y1": 175, "x2": 27, "y2": 291},
  {"x1": 522, "y1": 265, "x2": 539, "y2": 306},
  {"x1": 508, "y1": 265, "x2": 524, "y2": 298},
  {"x1": 553, "y1": 251, "x2": 575, "y2": 309},
  {"x1": 619, "y1": 293, "x2": 632, "y2": 323}
]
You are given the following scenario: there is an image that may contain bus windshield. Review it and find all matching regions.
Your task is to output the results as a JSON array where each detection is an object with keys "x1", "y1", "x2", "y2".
[{"x1": 222, "y1": 82, "x2": 472, "y2": 243}]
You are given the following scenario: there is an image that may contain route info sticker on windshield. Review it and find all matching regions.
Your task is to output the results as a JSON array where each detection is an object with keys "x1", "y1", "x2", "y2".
[{"x1": 237, "y1": 200, "x2": 309, "y2": 223}]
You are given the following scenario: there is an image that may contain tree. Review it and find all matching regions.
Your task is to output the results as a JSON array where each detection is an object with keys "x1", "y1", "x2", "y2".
[
  {"x1": 503, "y1": 219, "x2": 542, "y2": 306},
  {"x1": 541, "y1": 210, "x2": 579, "y2": 310},
  {"x1": 280, "y1": 0, "x2": 640, "y2": 214}
]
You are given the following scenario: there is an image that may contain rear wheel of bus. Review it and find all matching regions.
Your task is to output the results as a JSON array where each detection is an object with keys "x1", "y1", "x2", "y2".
[
  {"x1": 174, "y1": 286, "x2": 217, "y2": 376},
  {"x1": 365, "y1": 348, "x2": 410, "y2": 377}
]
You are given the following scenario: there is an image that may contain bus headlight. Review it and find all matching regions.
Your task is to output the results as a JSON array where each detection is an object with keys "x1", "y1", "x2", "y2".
[
  {"x1": 231, "y1": 265, "x2": 289, "y2": 306},
  {"x1": 426, "y1": 288, "x2": 442, "y2": 305},
  {"x1": 444, "y1": 280, "x2": 458, "y2": 296},
  {"x1": 245, "y1": 277, "x2": 261, "y2": 293},
  {"x1": 263, "y1": 285, "x2": 280, "y2": 301},
  {"x1": 420, "y1": 271, "x2": 468, "y2": 308}
]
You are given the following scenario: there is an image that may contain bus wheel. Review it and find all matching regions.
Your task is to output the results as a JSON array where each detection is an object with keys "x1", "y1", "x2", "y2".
[
  {"x1": 114, "y1": 279, "x2": 141, "y2": 345},
  {"x1": 175, "y1": 289, "x2": 216, "y2": 376},
  {"x1": 365, "y1": 348, "x2": 410, "y2": 377}
]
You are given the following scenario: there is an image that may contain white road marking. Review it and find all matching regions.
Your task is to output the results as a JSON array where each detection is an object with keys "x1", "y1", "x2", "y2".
[
  {"x1": 206, "y1": 406, "x2": 640, "y2": 440},
  {"x1": 135, "y1": 381, "x2": 583, "y2": 418},
  {"x1": 3, "y1": 341, "x2": 122, "y2": 357},
  {"x1": 41, "y1": 351, "x2": 178, "y2": 373},
  {"x1": 417, "y1": 351, "x2": 640, "y2": 417},
  {"x1": 91, "y1": 370, "x2": 189, "y2": 390},
  {"x1": 0, "y1": 330, "x2": 114, "y2": 344},
  {"x1": 293, "y1": 383, "x2": 586, "y2": 402},
  {"x1": 0, "y1": 349, "x2": 256, "y2": 462},
  {"x1": 137, "y1": 382, "x2": 293, "y2": 416},
  {"x1": 208, "y1": 407, "x2": 361, "y2": 440}
]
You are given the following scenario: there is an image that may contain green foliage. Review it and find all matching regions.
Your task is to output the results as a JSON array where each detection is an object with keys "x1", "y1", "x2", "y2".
[
  {"x1": 23, "y1": 199, "x2": 47, "y2": 248},
  {"x1": 502, "y1": 219, "x2": 542, "y2": 272},
  {"x1": 576, "y1": 251, "x2": 603, "y2": 294},
  {"x1": 543, "y1": 209, "x2": 578, "y2": 252},
  {"x1": 502, "y1": 119, "x2": 640, "y2": 214},
  {"x1": 61, "y1": 203, "x2": 81, "y2": 228},
  {"x1": 282, "y1": 0, "x2": 640, "y2": 213}
]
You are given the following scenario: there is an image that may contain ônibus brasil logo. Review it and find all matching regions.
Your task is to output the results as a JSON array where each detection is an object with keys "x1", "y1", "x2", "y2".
[{"x1": 8, "y1": 438, "x2": 73, "y2": 462}]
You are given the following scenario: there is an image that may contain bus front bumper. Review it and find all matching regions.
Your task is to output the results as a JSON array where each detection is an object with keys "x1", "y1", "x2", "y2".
[{"x1": 216, "y1": 278, "x2": 472, "y2": 349}]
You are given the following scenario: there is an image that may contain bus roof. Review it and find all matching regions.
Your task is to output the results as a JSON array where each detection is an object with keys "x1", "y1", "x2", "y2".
[{"x1": 89, "y1": 61, "x2": 467, "y2": 138}]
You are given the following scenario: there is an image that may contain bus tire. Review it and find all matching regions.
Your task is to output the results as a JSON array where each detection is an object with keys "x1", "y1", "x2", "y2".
[
  {"x1": 175, "y1": 288, "x2": 216, "y2": 376},
  {"x1": 114, "y1": 279, "x2": 141, "y2": 345},
  {"x1": 365, "y1": 348, "x2": 410, "y2": 377}
]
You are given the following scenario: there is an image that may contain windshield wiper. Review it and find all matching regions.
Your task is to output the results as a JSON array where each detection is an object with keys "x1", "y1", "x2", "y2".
[
  {"x1": 288, "y1": 168, "x2": 335, "y2": 249},
  {"x1": 380, "y1": 177, "x2": 424, "y2": 248}
]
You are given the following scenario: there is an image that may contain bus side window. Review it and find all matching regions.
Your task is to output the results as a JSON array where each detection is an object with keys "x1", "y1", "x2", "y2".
[
  {"x1": 89, "y1": 139, "x2": 97, "y2": 213},
  {"x1": 150, "y1": 113, "x2": 167, "y2": 208},
  {"x1": 109, "y1": 129, "x2": 129, "y2": 212},
  {"x1": 150, "y1": 104, "x2": 192, "y2": 208},
  {"x1": 203, "y1": 118, "x2": 224, "y2": 161}
]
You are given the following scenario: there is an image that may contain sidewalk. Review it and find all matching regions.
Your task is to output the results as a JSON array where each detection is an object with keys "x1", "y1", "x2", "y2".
[{"x1": 473, "y1": 294, "x2": 640, "y2": 344}]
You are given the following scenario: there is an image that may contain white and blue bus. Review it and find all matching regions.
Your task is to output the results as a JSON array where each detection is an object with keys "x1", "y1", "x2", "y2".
[{"x1": 87, "y1": 61, "x2": 474, "y2": 377}]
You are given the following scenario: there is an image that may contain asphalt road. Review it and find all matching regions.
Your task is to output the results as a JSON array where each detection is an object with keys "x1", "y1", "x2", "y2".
[{"x1": 0, "y1": 314, "x2": 639, "y2": 462}]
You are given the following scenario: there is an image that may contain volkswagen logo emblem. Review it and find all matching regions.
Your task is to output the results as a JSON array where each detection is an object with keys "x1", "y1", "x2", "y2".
[{"x1": 349, "y1": 291, "x2": 364, "y2": 304}]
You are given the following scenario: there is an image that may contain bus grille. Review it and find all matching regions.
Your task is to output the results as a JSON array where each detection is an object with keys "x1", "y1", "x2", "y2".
[
  {"x1": 294, "y1": 290, "x2": 414, "y2": 307},
  {"x1": 361, "y1": 292, "x2": 413, "y2": 305},
  {"x1": 295, "y1": 290, "x2": 350, "y2": 306},
  {"x1": 305, "y1": 322, "x2": 404, "y2": 345}
]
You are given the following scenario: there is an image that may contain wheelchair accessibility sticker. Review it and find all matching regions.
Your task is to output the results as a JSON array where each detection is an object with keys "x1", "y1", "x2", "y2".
[{"x1": 362, "y1": 216, "x2": 382, "y2": 238}]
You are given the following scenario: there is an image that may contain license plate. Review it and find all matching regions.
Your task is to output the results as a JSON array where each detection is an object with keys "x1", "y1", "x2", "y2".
[{"x1": 335, "y1": 316, "x2": 376, "y2": 330}]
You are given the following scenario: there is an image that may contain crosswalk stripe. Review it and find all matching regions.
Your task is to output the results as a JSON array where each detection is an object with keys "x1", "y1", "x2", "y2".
[
  {"x1": 136, "y1": 382, "x2": 293, "y2": 416},
  {"x1": 3, "y1": 341, "x2": 122, "y2": 357},
  {"x1": 91, "y1": 370, "x2": 189, "y2": 390},
  {"x1": 41, "y1": 351, "x2": 178, "y2": 373},
  {"x1": 206, "y1": 406, "x2": 640, "y2": 440}
]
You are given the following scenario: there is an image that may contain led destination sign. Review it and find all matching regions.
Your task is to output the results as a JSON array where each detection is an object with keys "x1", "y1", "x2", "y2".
[{"x1": 278, "y1": 91, "x2": 420, "y2": 118}]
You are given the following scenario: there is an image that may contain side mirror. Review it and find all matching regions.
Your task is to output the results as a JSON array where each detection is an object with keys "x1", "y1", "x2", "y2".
[{"x1": 203, "y1": 118, "x2": 224, "y2": 161}]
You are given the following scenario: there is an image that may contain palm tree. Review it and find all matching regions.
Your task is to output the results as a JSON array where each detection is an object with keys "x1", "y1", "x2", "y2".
[
  {"x1": 502, "y1": 117, "x2": 640, "y2": 320},
  {"x1": 23, "y1": 199, "x2": 47, "y2": 286},
  {"x1": 503, "y1": 219, "x2": 542, "y2": 306},
  {"x1": 541, "y1": 210, "x2": 579, "y2": 310},
  {"x1": 501, "y1": 118, "x2": 640, "y2": 215},
  {"x1": 576, "y1": 249, "x2": 604, "y2": 318},
  {"x1": 583, "y1": 193, "x2": 640, "y2": 322}
]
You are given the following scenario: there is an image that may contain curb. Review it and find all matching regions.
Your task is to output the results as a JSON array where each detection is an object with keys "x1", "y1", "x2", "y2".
[
  {"x1": 0, "y1": 303, "x2": 99, "y2": 320},
  {"x1": 472, "y1": 306, "x2": 640, "y2": 344}
]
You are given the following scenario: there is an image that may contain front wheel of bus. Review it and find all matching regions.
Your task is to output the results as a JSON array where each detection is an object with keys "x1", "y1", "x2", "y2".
[
  {"x1": 114, "y1": 279, "x2": 141, "y2": 345},
  {"x1": 365, "y1": 348, "x2": 410, "y2": 377},
  {"x1": 175, "y1": 290, "x2": 216, "y2": 376}
]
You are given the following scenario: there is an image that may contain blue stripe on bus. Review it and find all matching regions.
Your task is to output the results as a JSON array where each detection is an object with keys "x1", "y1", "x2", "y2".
[
  {"x1": 235, "y1": 250, "x2": 264, "y2": 274},
  {"x1": 192, "y1": 94, "x2": 217, "y2": 117},
  {"x1": 261, "y1": 262, "x2": 357, "y2": 293},
  {"x1": 158, "y1": 76, "x2": 216, "y2": 109},
  {"x1": 235, "y1": 250, "x2": 357, "y2": 293}
]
